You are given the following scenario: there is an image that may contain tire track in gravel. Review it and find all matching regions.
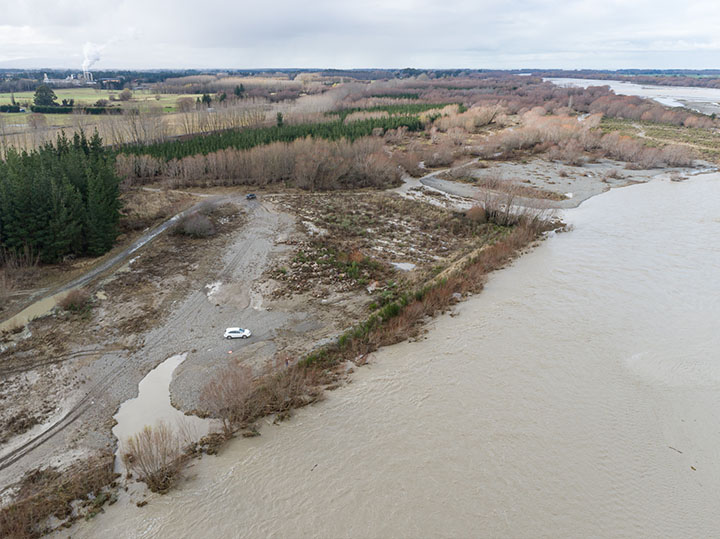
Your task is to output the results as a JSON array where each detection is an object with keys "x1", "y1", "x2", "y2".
[{"x1": 0, "y1": 198, "x2": 293, "y2": 479}]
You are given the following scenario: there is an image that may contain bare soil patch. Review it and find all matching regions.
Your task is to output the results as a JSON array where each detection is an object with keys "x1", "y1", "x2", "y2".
[{"x1": 0, "y1": 203, "x2": 246, "y2": 460}]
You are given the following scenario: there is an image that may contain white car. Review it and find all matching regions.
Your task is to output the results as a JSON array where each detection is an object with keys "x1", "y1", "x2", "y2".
[{"x1": 224, "y1": 327, "x2": 252, "y2": 339}]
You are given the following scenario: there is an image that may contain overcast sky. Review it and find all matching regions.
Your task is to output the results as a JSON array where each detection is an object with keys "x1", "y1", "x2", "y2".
[{"x1": 2, "y1": 0, "x2": 719, "y2": 70}]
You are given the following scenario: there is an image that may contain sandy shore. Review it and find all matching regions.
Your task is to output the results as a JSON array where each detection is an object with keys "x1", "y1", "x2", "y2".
[{"x1": 419, "y1": 157, "x2": 713, "y2": 210}]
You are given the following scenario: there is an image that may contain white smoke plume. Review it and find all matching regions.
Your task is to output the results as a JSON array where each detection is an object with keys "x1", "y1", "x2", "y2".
[{"x1": 82, "y1": 42, "x2": 105, "y2": 72}]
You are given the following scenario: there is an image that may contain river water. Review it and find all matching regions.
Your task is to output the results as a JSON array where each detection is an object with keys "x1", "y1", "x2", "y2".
[
  {"x1": 548, "y1": 77, "x2": 720, "y2": 116},
  {"x1": 63, "y1": 173, "x2": 720, "y2": 538}
]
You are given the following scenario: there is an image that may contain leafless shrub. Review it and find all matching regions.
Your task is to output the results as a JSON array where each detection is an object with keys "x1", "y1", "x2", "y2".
[
  {"x1": 122, "y1": 421, "x2": 187, "y2": 493},
  {"x1": 0, "y1": 453, "x2": 116, "y2": 539},
  {"x1": 418, "y1": 105, "x2": 458, "y2": 125},
  {"x1": 176, "y1": 212, "x2": 216, "y2": 237},
  {"x1": 434, "y1": 105, "x2": 501, "y2": 132},
  {"x1": 175, "y1": 97, "x2": 196, "y2": 113},
  {"x1": 446, "y1": 127, "x2": 467, "y2": 146},
  {"x1": 392, "y1": 150, "x2": 424, "y2": 177},
  {"x1": 0, "y1": 248, "x2": 38, "y2": 307},
  {"x1": 465, "y1": 206, "x2": 487, "y2": 223},
  {"x1": 473, "y1": 171, "x2": 504, "y2": 190},
  {"x1": 200, "y1": 359, "x2": 325, "y2": 435},
  {"x1": 383, "y1": 126, "x2": 408, "y2": 144},
  {"x1": 254, "y1": 359, "x2": 324, "y2": 417},
  {"x1": 547, "y1": 139, "x2": 586, "y2": 166},
  {"x1": 496, "y1": 127, "x2": 544, "y2": 152},
  {"x1": 422, "y1": 143, "x2": 455, "y2": 168},
  {"x1": 477, "y1": 186, "x2": 556, "y2": 228},
  {"x1": 480, "y1": 112, "x2": 698, "y2": 169},
  {"x1": 598, "y1": 132, "x2": 695, "y2": 168},
  {"x1": 660, "y1": 144, "x2": 696, "y2": 167},
  {"x1": 467, "y1": 145, "x2": 497, "y2": 159},
  {"x1": 443, "y1": 166, "x2": 471, "y2": 181},
  {"x1": 343, "y1": 110, "x2": 389, "y2": 123},
  {"x1": 138, "y1": 136, "x2": 400, "y2": 191},
  {"x1": 115, "y1": 153, "x2": 164, "y2": 182},
  {"x1": 58, "y1": 288, "x2": 91, "y2": 312},
  {"x1": 200, "y1": 363, "x2": 255, "y2": 435}
]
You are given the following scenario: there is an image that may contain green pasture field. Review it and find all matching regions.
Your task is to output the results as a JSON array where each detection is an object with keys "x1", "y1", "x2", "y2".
[{"x1": 0, "y1": 88, "x2": 202, "y2": 113}]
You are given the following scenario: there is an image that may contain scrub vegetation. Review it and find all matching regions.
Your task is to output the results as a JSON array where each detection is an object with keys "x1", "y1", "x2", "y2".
[{"x1": 1, "y1": 69, "x2": 717, "y2": 537}]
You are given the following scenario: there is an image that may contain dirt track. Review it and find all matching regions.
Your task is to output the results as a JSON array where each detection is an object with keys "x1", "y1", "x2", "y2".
[
  {"x1": 0, "y1": 198, "x2": 305, "y2": 490},
  {"x1": 0, "y1": 194, "x2": 222, "y2": 333}
]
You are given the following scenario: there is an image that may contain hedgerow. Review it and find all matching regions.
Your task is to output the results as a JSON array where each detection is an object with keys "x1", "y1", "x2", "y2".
[{"x1": 119, "y1": 116, "x2": 424, "y2": 162}]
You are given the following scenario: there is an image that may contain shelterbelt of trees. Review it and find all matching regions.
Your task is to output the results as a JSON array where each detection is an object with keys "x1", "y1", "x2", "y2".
[
  {"x1": 119, "y1": 115, "x2": 424, "y2": 161},
  {"x1": 0, "y1": 112, "x2": 428, "y2": 266},
  {"x1": 0, "y1": 132, "x2": 120, "y2": 263}
]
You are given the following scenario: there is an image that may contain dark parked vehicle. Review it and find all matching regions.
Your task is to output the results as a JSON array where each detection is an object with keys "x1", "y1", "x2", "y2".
[{"x1": 246, "y1": 193, "x2": 257, "y2": 200}]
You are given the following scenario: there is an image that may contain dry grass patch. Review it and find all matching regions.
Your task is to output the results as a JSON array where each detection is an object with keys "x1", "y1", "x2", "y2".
[
  {"x1": 0, "y1": 453, "x2": 116, "y2": 538},
  {"x1": 272, "y1": 192, "x2": 506, "y2": 299}
]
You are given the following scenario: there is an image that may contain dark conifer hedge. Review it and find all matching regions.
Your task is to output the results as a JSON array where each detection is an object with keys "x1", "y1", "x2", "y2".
[
  {"x1": 119, "y1": 116, "x2": 424, "y2": 161},
  {"x1": 0, "y1": 131, "x2": 120, "y2": 263}
]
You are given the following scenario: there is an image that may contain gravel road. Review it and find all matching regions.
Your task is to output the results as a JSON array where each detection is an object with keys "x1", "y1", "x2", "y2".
[{"x1": 0, "y1": 198, "x2": 304, "y2": 489}]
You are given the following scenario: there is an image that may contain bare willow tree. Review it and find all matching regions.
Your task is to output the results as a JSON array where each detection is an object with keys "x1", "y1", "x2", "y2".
[
  {"x1": 121, "y1": 106, "x2": 169, "y2": 145},
  {"x1": 200, "y1": 363, "x2": 255, "y2": 435},
  {"x1": 122, "y1": 421, "x2": 187, "y2": 493}
]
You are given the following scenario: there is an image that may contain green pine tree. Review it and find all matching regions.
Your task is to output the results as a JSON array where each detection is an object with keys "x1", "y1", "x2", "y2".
[{"x1": 33, "y1": 84, "x2": 58, "y2": 107}]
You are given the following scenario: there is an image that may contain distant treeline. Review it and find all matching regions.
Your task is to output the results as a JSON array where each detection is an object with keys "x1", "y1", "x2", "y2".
[
  {"x1": 120, "y1": 116, "x2": 424, "y2": 162},
  {"x1": 537, "y1": 70, "x2": 720, "y2": 89},
  {"x1": 0, "y1": 132, "x2": 120, "y2": 263},
  {"x1": 29, "y1": 105, "x2": 125, "y2": 115},
  {"x1": 0, "y1": 104, "x2": 124, "y2": 114}
]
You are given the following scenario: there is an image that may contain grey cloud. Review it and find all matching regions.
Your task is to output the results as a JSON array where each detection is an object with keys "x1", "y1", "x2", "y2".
[{"x1": 2, "y1": 0, "x2": 720, "y2": 69}]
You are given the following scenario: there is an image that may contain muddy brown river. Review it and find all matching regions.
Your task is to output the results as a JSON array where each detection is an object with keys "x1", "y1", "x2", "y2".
[{"x1": 61, "y1": 173, "x2": 720, "y2": 538}]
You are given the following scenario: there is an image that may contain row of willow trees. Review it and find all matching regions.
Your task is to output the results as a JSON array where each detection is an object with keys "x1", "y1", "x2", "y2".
[
  {"x1": 119, "y1": 116, "x2": 424, "y2": 161},
  {"x1": 0, "y1": 131, "x2": 120, "y2": 263}
]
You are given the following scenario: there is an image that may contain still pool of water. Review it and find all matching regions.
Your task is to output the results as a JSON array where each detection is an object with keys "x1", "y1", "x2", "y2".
[{"x1": 112, "y1": 353, "x2": 214, "y2": 474}]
